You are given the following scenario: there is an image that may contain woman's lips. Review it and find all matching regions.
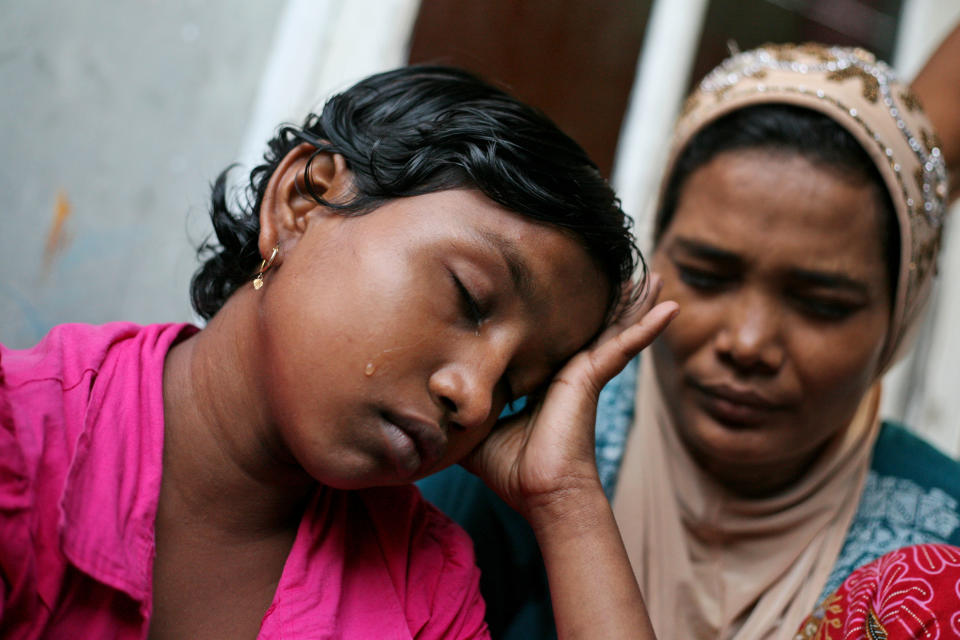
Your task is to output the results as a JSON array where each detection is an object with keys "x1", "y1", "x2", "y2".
[
  {"x1": 380, "y1": 411, "x2": 446, "y2": 477},
  {"x1": 691, "y1": 380, "x2": 789, "y2": 426}
]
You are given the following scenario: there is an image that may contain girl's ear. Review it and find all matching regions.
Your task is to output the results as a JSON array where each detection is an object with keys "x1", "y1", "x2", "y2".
[{"x1": 258, "y1": 142, "x2": 353, "y2": 263}]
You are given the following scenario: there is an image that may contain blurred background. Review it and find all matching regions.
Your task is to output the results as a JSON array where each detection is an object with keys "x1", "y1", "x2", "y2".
[{"x1": 2, "y1": 0, "x2": 959, "y2": 452}]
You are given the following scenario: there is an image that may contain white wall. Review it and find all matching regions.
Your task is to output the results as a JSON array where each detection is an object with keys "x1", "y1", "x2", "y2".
[
  {"x1": 0, "y1": 1, "x2": 280, "y2": 348},
  {"x1": 883, "y1": 0, "x2": 960, "y2": 455},
  {"x1": 235, "y1": 0, "x2": 420, "y2": 179},
  {"x1": 0, "y1": 0, "x2": 420, "y2": 350}
]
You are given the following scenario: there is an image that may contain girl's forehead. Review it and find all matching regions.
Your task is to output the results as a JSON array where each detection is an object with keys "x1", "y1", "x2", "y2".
[{"x1": 373, "y1": 189, "x2": 608, "y2": 294}]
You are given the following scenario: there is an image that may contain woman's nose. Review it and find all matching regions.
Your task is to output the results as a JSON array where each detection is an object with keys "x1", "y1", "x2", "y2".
[{"x1": 714, "y1": 291, "x2": 784, "y2": 374}]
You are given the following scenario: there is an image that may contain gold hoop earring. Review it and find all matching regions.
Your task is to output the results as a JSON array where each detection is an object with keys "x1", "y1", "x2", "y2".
[{"x1": 252, "y1": 243, "x2": 280, "y2": 290}]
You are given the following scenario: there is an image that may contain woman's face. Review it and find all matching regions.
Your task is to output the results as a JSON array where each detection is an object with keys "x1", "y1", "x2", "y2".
[
  {"x1": 259, "y1": 189, "x2": 609, "y2": 490},
  {"x1": 651, "y1": 150, "x2": 892, "y2": 495}
]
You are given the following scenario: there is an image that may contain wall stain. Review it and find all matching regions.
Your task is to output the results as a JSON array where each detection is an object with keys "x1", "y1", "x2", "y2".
[{"x1": 42, "y1": 190, "x2": 73, "y2": 278}]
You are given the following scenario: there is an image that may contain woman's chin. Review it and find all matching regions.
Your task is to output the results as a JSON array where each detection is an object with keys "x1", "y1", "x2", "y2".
[{"x1": 678, "y1": 418, "x2": 812, "y2": 495}]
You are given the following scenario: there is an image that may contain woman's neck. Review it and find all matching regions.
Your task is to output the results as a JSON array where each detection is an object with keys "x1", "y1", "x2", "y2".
[{"x1": 688, "y1": 439, "x2": 832, "y2": 499}]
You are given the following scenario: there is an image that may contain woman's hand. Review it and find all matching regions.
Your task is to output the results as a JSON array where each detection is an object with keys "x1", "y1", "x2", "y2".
[{"x1": 463, "y1": 275, "x2": 678, "y2": 523}]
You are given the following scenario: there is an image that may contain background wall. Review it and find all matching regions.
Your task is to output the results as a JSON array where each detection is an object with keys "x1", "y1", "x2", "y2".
[{"x1": 0, "y1": 0, "x2": 279, "y2": 346}]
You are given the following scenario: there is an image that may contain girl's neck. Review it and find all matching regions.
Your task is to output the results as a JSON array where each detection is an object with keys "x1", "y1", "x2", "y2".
[{"x1": 160, "y1": 290, "x2": 316, "y2": 540}]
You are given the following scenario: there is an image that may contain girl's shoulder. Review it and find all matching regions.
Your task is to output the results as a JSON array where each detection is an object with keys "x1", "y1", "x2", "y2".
[
  {"x1": 1, "y1": 321, "x2": 195, "y2": 468},
  {"x1": 2, "y1": 322, "x2": 143, "y2": 388},
  {"x1": 0, "y1": 321, "x2": 196, "y2": 637},
  {"x1": 1, "y1": 322, "x2": 196, "y2": 393}
]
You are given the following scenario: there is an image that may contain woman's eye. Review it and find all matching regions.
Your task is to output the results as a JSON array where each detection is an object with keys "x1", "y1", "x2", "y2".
[
  {"x1": 452, "y1": 274, "x2": 484, "y2": 326},
  {"x1": 676, "y1": 265, "x2": 730, "y2": 291},
  {"x1": 791, "y1": 295, "x2": 859, "y2": 320}
]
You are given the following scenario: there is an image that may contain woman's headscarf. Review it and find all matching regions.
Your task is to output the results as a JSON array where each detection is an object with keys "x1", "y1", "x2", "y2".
[{"x1": 612, "y1": 43, "x2": 950, "y2": 639}]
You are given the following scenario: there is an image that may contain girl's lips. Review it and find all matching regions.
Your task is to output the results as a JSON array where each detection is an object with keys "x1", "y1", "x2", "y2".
[
  {"x1": 380, "y1": 411, "x2": 446, "y2": 476},
  {"x1": 380, "y1": 420, "x2": 421, "y2": 476}
]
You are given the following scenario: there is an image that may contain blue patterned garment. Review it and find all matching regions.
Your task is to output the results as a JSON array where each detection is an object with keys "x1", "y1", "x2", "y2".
[
  {"x1": 818, "y1": 424, "x2": 960, "y2": 600},
  {"x1": 594, "y1": 357, "x2": 639, "y2": 500}
]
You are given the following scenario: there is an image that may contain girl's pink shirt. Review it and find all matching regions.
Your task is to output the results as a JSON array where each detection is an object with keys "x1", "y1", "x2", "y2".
[{"x1": 0, "y1": 322, "x2": 489, "y2": 639}]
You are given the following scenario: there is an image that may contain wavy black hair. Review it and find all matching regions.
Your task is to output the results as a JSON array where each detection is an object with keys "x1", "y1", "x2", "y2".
[
  {"x1": 655, "y1": 104, "x2": 900, "y2": 300},
  {"x1": 191, "y1": 66, "x2": 641, "y2": 321}
]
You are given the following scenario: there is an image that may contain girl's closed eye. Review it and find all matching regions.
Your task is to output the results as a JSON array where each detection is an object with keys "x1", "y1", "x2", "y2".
[{"x1": 451, "y1": 272, "x2": 485, "y2": 329}]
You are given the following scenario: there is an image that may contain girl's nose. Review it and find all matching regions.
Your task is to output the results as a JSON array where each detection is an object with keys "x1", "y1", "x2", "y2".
[{"x1": 428, "y1": 347, "x2": 506, "y2": 430}]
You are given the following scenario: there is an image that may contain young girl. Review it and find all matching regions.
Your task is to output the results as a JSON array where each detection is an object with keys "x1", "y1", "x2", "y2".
[{"x1": 0, "y1": 67, "x2": 674, "y2": 639}]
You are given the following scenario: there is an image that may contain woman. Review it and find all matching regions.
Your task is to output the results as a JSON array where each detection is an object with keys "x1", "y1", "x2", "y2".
[
  {"x1": 611, "y1": 43, "x2": 954, "y2": 638},
  {"x1": 421, "y1": 44, "x2": 958, "y2": 639},
  {"x1": 0, "y1": 67, "x2": 669, "y2": 639}
]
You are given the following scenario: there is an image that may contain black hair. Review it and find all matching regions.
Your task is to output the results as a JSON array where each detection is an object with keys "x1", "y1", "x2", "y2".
[
  {"x1": 655, "y1": 104, "x2": 900, "y2": 300},
  {"x1": 191, "y1": 66, "x2": 641, "y2": 321}
]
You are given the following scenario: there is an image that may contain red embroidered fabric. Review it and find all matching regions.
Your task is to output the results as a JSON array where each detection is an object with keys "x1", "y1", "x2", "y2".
[{"x1": 796, "y1": 544, "x2": 960, "y2": 639}]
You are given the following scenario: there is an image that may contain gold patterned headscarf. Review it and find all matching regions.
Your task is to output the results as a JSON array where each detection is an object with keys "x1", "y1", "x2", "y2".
[
  {"x1": 614, "y1": 44, "x2": 951, "y2": 639},
  {"x1": 665, "y1": 42, "x2": 949, "y2": 369}
]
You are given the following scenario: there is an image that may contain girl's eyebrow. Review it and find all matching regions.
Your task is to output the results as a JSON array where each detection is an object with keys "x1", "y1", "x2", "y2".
[{"x1": 476, "y1": 229, "x2": 536, "y2": 304}]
